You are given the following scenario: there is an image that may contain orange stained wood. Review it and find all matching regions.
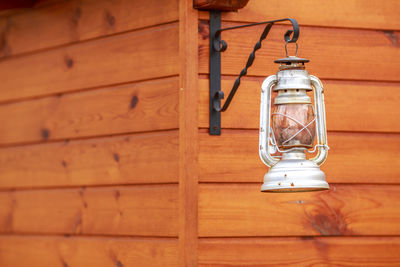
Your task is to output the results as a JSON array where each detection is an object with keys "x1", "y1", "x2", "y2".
[
  {"x1": 0, "y1": 236, "x2": 178, "y2": 267},
  {"x1": 198, "y1": 21, "x2": 400, "y2": 81},
  {"x1": 199, "y1": 130, "x2": 400, "y2": 184},
  {"x1": 198, "y1": 183, "x2": 400, "y2": 237},
  {"x1": 199, "y1": 237, "x2": 400, "y2": 266},
  {"x1": 194, "y1": 0, "x2": 249, "y2": 11},
  {"x1": 0, "y1": 22, "x2": 179, "y2": 102},
  {"x1": 199, "y1": 0, "x2": 400, "y2": 30},
  {"x1": 0, "y1": 77, "x2": 179, "y2": 145},
  {"x1": 0, "y1": 0, "x2": 179, "y2": 58},
  {"x1": 178, "y1": 0, "x2": 199, "y2": 266},
  {"x1": 198, "y1": 78, "x2": 400, "y2": 133},
  {"x1": 0, "y1": 131, "x2": 178, "y2": 189},
  {"x1": 0, "y1": 185, "x2": 178, "y2": 236}
]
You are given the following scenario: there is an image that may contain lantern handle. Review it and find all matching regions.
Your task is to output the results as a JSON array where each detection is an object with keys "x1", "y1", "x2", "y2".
[
  {"x1": 259, "y1": 75, "x2": 280, "y2": 167},
  {"x1": 309, "y1": 75, "x2": 329, "y2": 166}
]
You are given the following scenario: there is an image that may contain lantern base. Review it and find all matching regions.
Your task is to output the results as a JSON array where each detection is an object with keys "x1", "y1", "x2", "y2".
[{"x1": 261, "y1": 157, "x2": 329, "y2": 193}]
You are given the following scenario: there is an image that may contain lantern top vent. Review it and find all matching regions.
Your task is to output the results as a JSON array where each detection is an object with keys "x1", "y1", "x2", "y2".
[
  {"x1": 275, "y1": 56, "x2": 309, "y2": 70},
  {"x1": 274, "y1": 56, "x2": 309, "y2": 64}
]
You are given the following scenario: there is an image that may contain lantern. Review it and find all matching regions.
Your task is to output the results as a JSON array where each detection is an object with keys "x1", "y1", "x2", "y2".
[{"x1": 259, "y1": 55, "x2": 329, "y2": 192}]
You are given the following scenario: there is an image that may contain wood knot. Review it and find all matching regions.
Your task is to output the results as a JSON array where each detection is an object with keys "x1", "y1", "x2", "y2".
[
  {"x1": 105, "y1": 11, "x2": 116, "y2": 26},
  {"x1": 41, "y1": 128, "x2": 50, "y2": 140},
  {"x1": 383, "y1": 30, "x2": 399, "y2": 47},
  {"x1": 130, "y1": 95, "x2": 138, "y2": 109},
  {"x1": 113, "y1": 153, "x2": 120, "y2": 162},
  {"x1": 71, "y1": 7, "x2": 82, "y2": 27},
  {"x1": 114, "y1": 190, "x2": 120, "y2": 201},
  {"x1": 198, "y1": 20, "x2": 209, "y2": 40},
  {"x1": 64, "y1": 55, "x2": 74, "y2": 68}
]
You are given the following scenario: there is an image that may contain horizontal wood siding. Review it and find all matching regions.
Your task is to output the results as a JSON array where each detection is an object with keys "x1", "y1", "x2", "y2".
[
  {"x1": 0, "y1": 0, "x2": 180, "y2": 266},
  {"x1": 0, "y1": 131, "x2": 178, "y2": 189},
  {"x1": 199, "y1": 237, "x2": 400, "y2": 266},
  {"x1": 199, "y1": 0, "x2": 400, "y2": 30},
  {"x1": 199, "y1": 78, "x2": 400, "y2": 133},
  {"x1": 198, "y1": 22, "x2": 400, "y2": 82},
  {"x1": 0, "y1": 0, "x2": 179, "y2": 58},
  {"x1": 199, "y1": 130, "x2": 400, "y2": 183},
  {"x1": 197, "y1": 0, "x2": 400, "y2": 265},
  {"x1": 0, "y1": 77, "x2": 179, "y2": 145},
  {"x1": 199, "y1": 184, "x2": 400, "y2": 237},
  {"x1": 0, "y1": 236, "x2": 178, "y2": 267},
  {"x1": 0, "y1": 22, "x2": 179, "y2": 102},
  {"x1": 0, "y1": 185, "x2": 178, "y2": 236}
]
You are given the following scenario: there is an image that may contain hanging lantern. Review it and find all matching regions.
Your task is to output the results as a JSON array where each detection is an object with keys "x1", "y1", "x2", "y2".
[{"x1": 259, "y1": 53, "x2": 329, "y2": 192}]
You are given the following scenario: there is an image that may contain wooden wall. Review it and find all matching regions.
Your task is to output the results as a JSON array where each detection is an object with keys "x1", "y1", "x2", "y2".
[
  {"x1": 0, "y1": 0, "x2": 181, "y2": 266},
  {"x1": 1, "y1": 0, "x2": 399, "y2": 266},
  {"x1": 197, "y1": 0, "x2": 400, "y2": 266}
]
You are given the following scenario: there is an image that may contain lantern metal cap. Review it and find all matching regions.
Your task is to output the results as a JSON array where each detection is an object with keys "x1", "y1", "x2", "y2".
[{"x1": 274, "y1": 56, "x2": 310, "y2": 64}]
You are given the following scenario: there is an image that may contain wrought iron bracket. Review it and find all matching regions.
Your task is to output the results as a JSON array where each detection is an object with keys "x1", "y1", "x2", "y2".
[{"x1": 209, "y1": 11, "x2": 300, "y2": 135}]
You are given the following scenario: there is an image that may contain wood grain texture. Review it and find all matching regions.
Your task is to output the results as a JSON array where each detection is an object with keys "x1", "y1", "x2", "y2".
[
  {"x1": 199, "y1": 0, "x2": 400, "y2": 30},
  {"x1": 193, "y1": 0, "x2": 249, "y2": 11},
  {"x1": 0, "y1": 77, "x2": 178, "y2": 145},
  {"x1": 0, "y1": 23, "x2": 178, "y2": 102},
  {"x1": 199, "y1": 184, "x2": 400, "y2": 237},
  {"x1": 0, "y1": 0, "x2": 178, "y2": 58},
  {"x1": 0, "y1": 131, "x2": 178, "y2": 189},
  {"x1": 0, "y1": 185, "x2": 178, "y2": 236},
  {"x1": 199, "y1": 130, "x2": 400, "y2": 184},
  {"x1": 198, "y1": 21, "x2": 400, "y2": 81},
  {"x1": 178, "y1": 0, "x2": 199, "y2": 266},
  {"x1": 0, "y1": 235, "x2": 178, "y2": 267},
  {"x1": 199, "y1": 237, "x2": 400, "y2": 266},
  {"x1": 198, "y1": 78, "x2": 400, "y2": 133}
]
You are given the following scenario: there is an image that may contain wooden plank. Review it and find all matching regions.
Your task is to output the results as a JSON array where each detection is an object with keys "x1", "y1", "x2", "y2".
[
  {"x1": 0, "y1": 77, "x2": 179, "y2": 145},
  {"x1": 199, "y1": 130, "x2": 400, "y2": 184},
  {"x1": 0, "y1": 235, "x2": 178, "y2": 267},
  {"x1": 199, "y1": 0, "x2": 400, "y2": 30},
  {"x1": 0, "y1": 185, "x2": 178, "y2": 236},
  {"x1": 199, "y1": 237, "x2": 400, "y2": 266},
  {"x1": 198, "y1": 21, "x2": 400, "y2": 81},
  {"x1": 199, "y1": 78, "x2": 400, "y2": 133},
  {"x1": 0, "y1": 0, "x2": 178, "y2": 58},
  {"x1": 0, "y1": 131, "x2": 178, "y2": 189},
  {"x1": 193, "y1": 0, "x2": 248, "y2": 11},
  {"x1": 199, "y1": 184, "x2": 400, "y2": 237},
  {"x1": 178, "y1": 0, "x2": 199, "y2": 266},
  {"x1": 0, "y1": 23, "x2": 178, "y2": 102}
]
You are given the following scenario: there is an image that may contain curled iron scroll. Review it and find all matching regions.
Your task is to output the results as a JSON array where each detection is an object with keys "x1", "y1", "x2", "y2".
[{"x1": 212, "y1": 18, "x2": 300, "y2": 112}]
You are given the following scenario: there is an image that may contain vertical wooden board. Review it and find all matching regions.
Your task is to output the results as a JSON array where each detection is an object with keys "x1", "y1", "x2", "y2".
[
  {"x1": 0, "y1": 131, "x2": 178, "y2": 189},
  {"x1": 0, "y1": 185, "x2": 178, "y2": 236},
  {"x1": 0, "y1": 236, "x2": 178, "y2": 267},
  {"x1": 0, "y1": 0, "x2": 179, "y2": 58},
  {"x1": 198, "y1": 184, "x2": 400, "y2": 237},
  {"x1": 199, "y1": 130, "x2": 400, "y2": 183},
  {"x1": 199, "y1": 0, "x2": 400, "y2": 30},
  {"x1": 198, "y1": 22, "x2": 400, "y2": 81},
  {"x1": 199, "y1": 237, "x2": 400, "y2": 266},
  {"x1": 178, "y1": 0, "x2": 199, "y2": 266},
  {"x1": 0, "y1": 23, "x2": 179, "y2": 102},
  {"x1": 198, "y1": 78, "x2": 400, "y2": 133},
  {"x1": 0, "y1": 77, "x2": 179, "y2": 145}
]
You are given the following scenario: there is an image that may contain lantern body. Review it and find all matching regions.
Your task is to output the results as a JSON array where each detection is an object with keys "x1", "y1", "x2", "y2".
[{"x1": 259, "y1": 57, "x2": 329, "y2": 192}]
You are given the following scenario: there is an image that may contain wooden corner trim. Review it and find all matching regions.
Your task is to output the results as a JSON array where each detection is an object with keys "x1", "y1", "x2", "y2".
[{"x1": 193, "y1": 0, "x2": 249, "y2": 11}]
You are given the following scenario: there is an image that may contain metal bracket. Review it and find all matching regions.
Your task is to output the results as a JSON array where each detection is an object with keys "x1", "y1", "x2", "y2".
[{"x1": 209, "y1": 11, "x2": 300, "y2": 135}]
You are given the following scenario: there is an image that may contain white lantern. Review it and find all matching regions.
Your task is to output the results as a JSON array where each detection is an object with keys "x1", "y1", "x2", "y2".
[{"x1": 259, "y1": 56, "x2": 329, "y2": 192}]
